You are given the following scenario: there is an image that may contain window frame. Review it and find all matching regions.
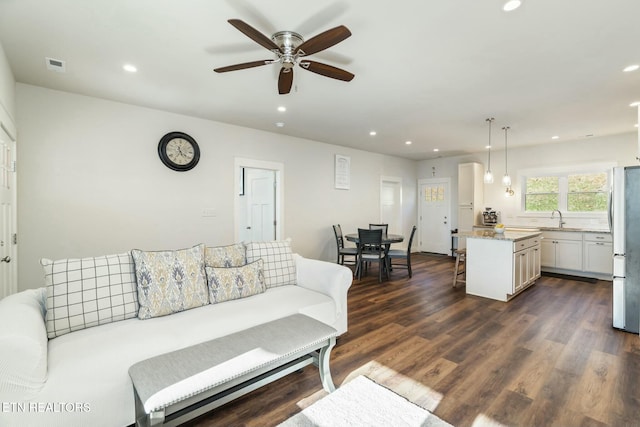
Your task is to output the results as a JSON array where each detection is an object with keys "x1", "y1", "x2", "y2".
[{"x1": 519, "y1": 163, "x2": 615, "y2": 217}]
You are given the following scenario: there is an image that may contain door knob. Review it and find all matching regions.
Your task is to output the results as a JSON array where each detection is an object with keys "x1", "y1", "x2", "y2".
[{"x1": 1, "y1": 256, "x2": 10, "y2": 263}]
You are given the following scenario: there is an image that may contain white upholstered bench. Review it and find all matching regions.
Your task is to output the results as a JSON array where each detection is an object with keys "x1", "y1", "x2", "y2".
[{"x1": 128, "y1": 314, "x2": 337, "y2": 427}]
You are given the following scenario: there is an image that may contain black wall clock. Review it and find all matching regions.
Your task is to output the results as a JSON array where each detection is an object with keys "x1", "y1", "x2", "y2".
[{"x1": 157, "y1": 131, "x2": 200, "y2": 172}]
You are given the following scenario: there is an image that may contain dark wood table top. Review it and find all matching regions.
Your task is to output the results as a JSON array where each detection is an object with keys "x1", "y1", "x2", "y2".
[{"x1": 344, "y1": 233, "x2": 404, "y2": 244}]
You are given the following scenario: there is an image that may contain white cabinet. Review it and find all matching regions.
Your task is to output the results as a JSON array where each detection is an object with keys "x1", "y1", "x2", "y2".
[
  {"x1": 583, "y1": 233, "x2": 613, "y2": 275},
  {"x1": 458, "y1": 162, "x2": 483, "y2": 208},
  {"x1": 541, "y1": 230, "x2": 612, "y2": 279},
  {"x1": 457, "y1": 162, "x2": 483, "y2": 231},
  {"x1": 541, "y1": 231, "x2": 583, "y2": 271},
  {"x1": 513, "y1": 236, "x2": 542, "y2": 293},
  {"x1": 457, "y1": 162, "x2": 484, "y2": 250},
  {"x1": 466, "y1": 232, "x2": 541, "y2": 302}
]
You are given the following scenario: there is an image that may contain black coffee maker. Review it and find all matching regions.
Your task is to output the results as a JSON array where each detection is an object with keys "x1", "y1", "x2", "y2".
[{"x1": 482, "y1": 208, "x2": 499, "y2": 226}]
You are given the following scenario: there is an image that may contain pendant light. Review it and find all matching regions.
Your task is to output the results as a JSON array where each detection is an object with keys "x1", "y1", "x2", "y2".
[
  {"x1": 484, "y1": 118, "x2": 495, "y2": 184},
  {"x1": 502, "y1": 126, "x2": 515, "y2": 197}
]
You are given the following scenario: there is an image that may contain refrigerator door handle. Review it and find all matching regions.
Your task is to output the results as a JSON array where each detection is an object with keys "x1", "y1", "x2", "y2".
[{"x1": 608, "y1": 188, "x2": 613, "y2": 232}]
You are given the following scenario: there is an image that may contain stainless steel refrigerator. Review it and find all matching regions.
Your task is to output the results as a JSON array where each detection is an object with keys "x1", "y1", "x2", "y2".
[{"x1": 611, "y1": 166, "x2": 640, "y2": 333}]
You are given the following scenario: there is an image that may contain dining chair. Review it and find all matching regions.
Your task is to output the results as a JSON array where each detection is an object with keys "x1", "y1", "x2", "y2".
[
  {"x1": 369, "y1": 223, "x2": 389, "y2": 236},
  {"x1": 332, "y1": 224, "x2": 357, "y2": 266},
  {"x1": 387, "y1": 226, "x2": 417, "y2": 278},
  {"x1": 367, "y1": 223, "x2": 389, "y2": 254},
  {"x1": 356, "y1": 228, "x2": 387, "y2": 283}
]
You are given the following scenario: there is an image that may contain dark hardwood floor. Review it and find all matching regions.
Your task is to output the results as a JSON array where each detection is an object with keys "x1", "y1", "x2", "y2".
[{"x1": 189, "y1": 253, "x2": 640, "y2": 427}]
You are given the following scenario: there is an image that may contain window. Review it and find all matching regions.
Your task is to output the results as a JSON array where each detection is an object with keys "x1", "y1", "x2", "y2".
[
  {"x1": 525, "y1": 176, "x2": 559, "y2": 211},
  {"x1": 523, "y1": 167, "x2": 610, "y2": 213},
  {"x1": 567, "y1": 173, "x2": 608, "y2": 212}
]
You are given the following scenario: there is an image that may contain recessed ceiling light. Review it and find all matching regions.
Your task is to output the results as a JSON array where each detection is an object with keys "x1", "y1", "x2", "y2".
[
  {"x1": 503, "y1": 0, "x2": 522, "y2": 12},
  {"x1": 623, "y1": 64, "x2": 639, "y2": 72},
  {"x1": 277, "y1": 106, "x2": 286, "y2": 112},
  {"x1": 369, "y1": 131, "x2": 377, "y2": 136},
  {"x1": 123, "y1": 64, "x2": 137, "y2": 73},
  {"x1": 551, "y1": 135, "x2": 560, "y2": 140},
  {"x1": 630, "y1": 101, "x2": 640, "y2": 107},
  {"x1": 405, "y1": 141, "x2": 412, "y2": 145},
  {"x1": 485, "y1": 145, "x2": 491, "y2": 149},
  {"x1": 275, "y1": 122, "x2": 285, "y2": 128},
  {"x1": 433, "y1": 148, "x2": 439, "y2": 152},
  {"x1": 635, "y1": 123, "x2": 639, "y2": 128}
]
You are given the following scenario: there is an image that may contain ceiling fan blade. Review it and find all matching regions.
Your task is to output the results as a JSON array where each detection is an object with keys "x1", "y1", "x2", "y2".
[
  {"x1": 300, "y1": 60, "x2": 354, "y2": 82},
  {"x1": 295, "y1": 25, "x2": 351, "y2": 56},
  {"x1": 214, "y1": 60, "x2": 272, "y2": 73},
  {"x1": 227, "y1": 19, "x2": 281, "y2": 52},
  {"x1": 278, "y1": 68, "x2": 294, "y2": 94}
]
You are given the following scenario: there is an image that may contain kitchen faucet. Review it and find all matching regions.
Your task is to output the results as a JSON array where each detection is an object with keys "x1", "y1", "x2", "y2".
[{"x1": 551, "y1": 209, "x2": 565, "y2": 229}]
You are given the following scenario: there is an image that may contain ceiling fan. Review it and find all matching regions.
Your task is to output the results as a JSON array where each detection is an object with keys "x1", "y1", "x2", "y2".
[{"x1": 214, "y1": 19, "x2": 354, "y2": 95}]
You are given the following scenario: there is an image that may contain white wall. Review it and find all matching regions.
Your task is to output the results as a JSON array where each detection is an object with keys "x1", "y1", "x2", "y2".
[
  {"x1": 418, "y1": 132, "x2": 638, "y2": 230},
  {"x1": 0, "y1": 41, "x2": 15, "y2": 125},
  {"x1": 16, "y1": 84, "x2": 417, "y2": 290}
]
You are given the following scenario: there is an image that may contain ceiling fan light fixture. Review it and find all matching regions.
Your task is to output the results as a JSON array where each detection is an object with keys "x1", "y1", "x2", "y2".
[
  {"x1": 503, "y1": 0, "x2": 522, "y2": 12},
  {"x1": 215, "y1": 20, "x2": 354, "y2": 95}
]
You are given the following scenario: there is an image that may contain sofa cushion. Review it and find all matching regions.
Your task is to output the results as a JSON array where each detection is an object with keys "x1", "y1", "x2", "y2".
[
  {"x1": 0, "y1": 288, "x2": 48, "y2": 400},
  {"x1": 41, "y1": 253, "x2": 139, "y2": 339},
  {"x1": 132, "y1": 244, "x2": 209, "y2": 319},
  {"x1": 205, "y1": 243, "x2": 246, "y2": 267},
  {"x1": 205, "y1": 259, "x2": 265, "y2": 303},
  {"x1": 246, "y1": 240, "x2": 296, "y2": 288}
]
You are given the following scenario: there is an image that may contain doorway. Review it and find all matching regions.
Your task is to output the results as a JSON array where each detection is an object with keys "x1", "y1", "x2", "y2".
[
  {"x1": 380, "y1": 176, "x2": 402, "y2": 235},
  {"x1": 0, "y1": 124, "x2": 16, "y2": 298},
  {"x1": 235, "y1": 158, "x2": 283, "y2": 243},
  {"x1": 418, "y1": 178, "x2": 451, "y2": 254}
]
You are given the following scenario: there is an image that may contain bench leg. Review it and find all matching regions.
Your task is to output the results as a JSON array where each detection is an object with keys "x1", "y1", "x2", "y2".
[
  {"x1": 317, "y1": 337, "x2": 336, "y2": 392},
  {"x1": 135, "y1": 388, "x2": 165, "y2": 427}
]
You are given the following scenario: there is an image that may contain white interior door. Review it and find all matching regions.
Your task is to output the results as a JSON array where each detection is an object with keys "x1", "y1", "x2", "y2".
[
  {"x1": 235, "y1": 158, "x2": 284, "y2": 243},
  {"x1": 418, "y1": 178, "x2": 451, "y2": 255},
  {"x1": 380, "y1": 176, "x2": 402, "y2": 235},
  {"x1": 246, "y1": 168, "x2": 275, "y2": 242},
  {"x1": 0, "y1": 125, "x2": 17, "y2": 298}
]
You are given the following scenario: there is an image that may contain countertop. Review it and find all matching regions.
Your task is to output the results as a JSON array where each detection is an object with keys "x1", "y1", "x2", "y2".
[
  {"x1": 473, "y1": 225, "x2": 610, "y2": 234},
  {"x1": 455, "y1": 229, "x2": 542, "y2": 242}
]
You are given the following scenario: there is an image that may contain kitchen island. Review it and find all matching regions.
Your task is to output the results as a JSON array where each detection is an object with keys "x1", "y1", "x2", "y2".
[{"x1": 456, "y1": 229, "x2": 542, "y2": 301}]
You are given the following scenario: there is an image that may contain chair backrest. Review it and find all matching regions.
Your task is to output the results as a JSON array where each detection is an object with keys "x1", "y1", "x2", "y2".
[
  {"x1": 369, "y1": 223, "x2": 388, "y2": 237},
  {"x1": 333, "y1": 224, "x2": 345, "y2": 249},
  {"x1": 358, "y1": 228, "x2": 383, "y2": 250},
  {"x1": 406, "y1": 225, "x2": 417, "y2": 252}
]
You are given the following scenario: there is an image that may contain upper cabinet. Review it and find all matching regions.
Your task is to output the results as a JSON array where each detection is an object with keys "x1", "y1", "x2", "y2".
[{"x1": 458, "y1": 162, "x2": 484, "y2": 207}]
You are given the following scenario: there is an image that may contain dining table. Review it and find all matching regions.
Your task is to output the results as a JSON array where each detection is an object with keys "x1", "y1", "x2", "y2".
[
  {"x1": 344, "y1": 233, "x2": 404, "y2": 246},
  {"x1": 344, "y1": 232, "x2": 404, "y2": 278}
]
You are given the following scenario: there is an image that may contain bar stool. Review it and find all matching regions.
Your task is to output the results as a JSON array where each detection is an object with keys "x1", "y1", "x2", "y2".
[{"x1": 453, "y1": 248, "x2": 466, "y2": 288}]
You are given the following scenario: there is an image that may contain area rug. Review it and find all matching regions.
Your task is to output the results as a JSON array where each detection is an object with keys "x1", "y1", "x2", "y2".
[{"x1": 278, "y1": 375, "x2": 453, "y2": 427}]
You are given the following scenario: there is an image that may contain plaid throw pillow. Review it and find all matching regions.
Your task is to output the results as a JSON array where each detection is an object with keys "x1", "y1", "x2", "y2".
[
  {"x1": 245, "y1": 240, "x2": 296, "y2": 288},
  {"x1": 42, "y1": 253, "x2": 139, "y2": 339}
]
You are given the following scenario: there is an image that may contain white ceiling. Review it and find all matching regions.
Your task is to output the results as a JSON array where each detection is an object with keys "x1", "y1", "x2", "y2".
[{"x1": 1, "y1": 0, "x2": 639, "y2": 160}]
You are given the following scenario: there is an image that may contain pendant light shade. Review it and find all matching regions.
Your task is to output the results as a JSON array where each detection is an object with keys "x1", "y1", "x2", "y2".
[
  {"x1": 502, "y1": 126, "x2": 514, "y2": 196},
  {"x1": 484, "y1": 117, "x2": 495, "y2": 184}
]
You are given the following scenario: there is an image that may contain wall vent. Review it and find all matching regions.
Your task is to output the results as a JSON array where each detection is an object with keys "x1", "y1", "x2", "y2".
[{"x1": 45, "y1": 57, "x2": 66, "y2": 73}]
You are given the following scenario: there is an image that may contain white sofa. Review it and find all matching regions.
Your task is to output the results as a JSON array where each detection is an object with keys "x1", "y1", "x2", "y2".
[{"x1": 0, "y1": 250, "x2": 352, "y2": 427}]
